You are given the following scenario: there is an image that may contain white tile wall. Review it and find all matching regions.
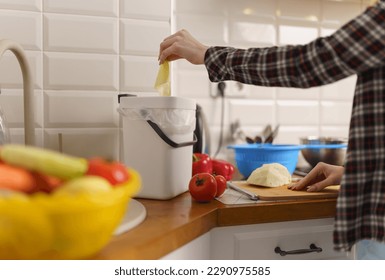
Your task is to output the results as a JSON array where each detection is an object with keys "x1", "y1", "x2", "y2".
[
  {"x1": 276, "y1": 87, "x2": 320, "y2": 100},
  {"x1": 227, "y1": 0, "x2": 277, "y2": 19},
  {"x1": 43, "y1": 52, "x2": 118, "y2": 90},
  {"x1": 0, "y1": 10, "x2": 41, "y2": 50},
  {"x1": 176, "y1": 70, "x2": 211, "y2": 98},
  {"x1": 0, "y1": 89, "x2": 43, "y2": 128},
  {"x1": 174, "y1": 0, "x2": 226, "y2": 15},
  {"x1": 44, "y1": 14, "x2": 118, "y2": 53},
  {"x1": 44, "y1": 91, "x2": 118, "y2": 127},
  {"x1": 44, "y1": 0, "x2": 117, "y2": 17},
  {"x1": 0, "y1": 51, "x2": 42, "y2": 88},
  {"x1": 230, "y1": 99, "x2": 275, "y2": 126},
  {"x1": 322, "y1": 1, "x2": 362, "y2": 25},
  {"x1": 44, "y1": 128, "x2": 119, "y2": 159},
  {"x1": 175, "y1": 14, "x2": 227, "y2": 45},
  {"x1": 0, "y1": 0, "x2": 170, "y2": 158},
  {"x1": 120, "y1": 19, "x2": 169, "y2": 56},
  {"x1": 279, "y1": 23, "x2": 319, "y2": 45},
  {"x1": 278, "y1": 0, "x2": 321, "y2": 21},
  {"x1": 0, "y1": 0, "x2": 41, "y2": 11},
  {"x1": 120, "y1": 55, "x2": 159, "y2": 91},
  {"x1": 0, "y1": 0, "x2": 372, "y2": 161},
  {"x1": 121, "y1": 0, "x2": 171, "y2": 20},
  {"x1": 230, "y1": 20, "x2": 276, "y2": 47}
]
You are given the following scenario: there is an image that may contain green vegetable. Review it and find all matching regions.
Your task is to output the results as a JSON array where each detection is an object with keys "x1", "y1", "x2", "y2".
[{"x1": 0, "y1": 144, "x2": 88, "y2": 180}]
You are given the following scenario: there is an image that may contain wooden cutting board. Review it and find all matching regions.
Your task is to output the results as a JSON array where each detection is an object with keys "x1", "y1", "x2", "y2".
[{"x1": 230, "y1": 181, "x2": 340, "y2": 201}]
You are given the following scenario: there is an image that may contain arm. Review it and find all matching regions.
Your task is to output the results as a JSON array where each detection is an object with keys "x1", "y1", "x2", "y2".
[
  {"x1": 159, "y1": 2, "x2": 385, "y2": 88},
  {"x1": 205, "y1": 1, "x2": 385, "y2": 87},
  {"x1": 289, "y1": 162, "x2": 344, "y2": 192}
]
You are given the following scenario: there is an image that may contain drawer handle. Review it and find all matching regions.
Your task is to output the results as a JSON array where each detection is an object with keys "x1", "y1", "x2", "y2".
[{"x1": 274, "y1": 244, "x2": 322, "y2": 256}]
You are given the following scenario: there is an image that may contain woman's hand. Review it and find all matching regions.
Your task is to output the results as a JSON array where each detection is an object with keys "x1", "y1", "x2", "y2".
[
  {"x1": 158, "y1": 29, "x2": 209, "y2": 65},
  {"x1": 289, "y1": 162, "x2": 344, "y2": 192}
]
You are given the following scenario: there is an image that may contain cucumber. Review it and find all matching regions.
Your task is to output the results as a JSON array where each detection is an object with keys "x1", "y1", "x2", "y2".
[{"x1": 0, "y1": 144, "x2": 88, "y2": 180}]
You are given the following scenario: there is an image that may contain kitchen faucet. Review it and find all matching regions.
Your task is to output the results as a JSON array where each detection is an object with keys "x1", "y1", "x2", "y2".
[{"x1": 0, "y1": 39, "x2": 35, "y2": 145}]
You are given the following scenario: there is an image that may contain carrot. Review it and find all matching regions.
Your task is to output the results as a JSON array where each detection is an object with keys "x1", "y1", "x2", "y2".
[{"x1": 0, "y1": 163, "x2": 37, "y2": 193}]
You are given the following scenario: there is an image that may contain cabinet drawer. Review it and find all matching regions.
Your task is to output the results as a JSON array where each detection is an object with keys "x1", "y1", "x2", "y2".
[
  {"x1": 211, "y1": 219, "x2": 353, "y2": 260},
  {"x1": 234, "y1": 225, "x2": 345, "y2": 260}
]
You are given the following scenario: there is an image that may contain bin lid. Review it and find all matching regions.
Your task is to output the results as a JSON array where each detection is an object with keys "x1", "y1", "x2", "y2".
[{"x1": 119, "y1": 96, "x2": 196, "y2": 110}]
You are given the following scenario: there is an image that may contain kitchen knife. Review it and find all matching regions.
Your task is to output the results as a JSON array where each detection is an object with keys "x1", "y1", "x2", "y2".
[{"x1": 227, "y1": 181, "x2": 259, "y2": 201}]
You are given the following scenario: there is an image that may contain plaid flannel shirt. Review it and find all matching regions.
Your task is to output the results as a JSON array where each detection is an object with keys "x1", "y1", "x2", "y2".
[{"x1": 204, "y1": 1, "x2": 385, "y2": 251}]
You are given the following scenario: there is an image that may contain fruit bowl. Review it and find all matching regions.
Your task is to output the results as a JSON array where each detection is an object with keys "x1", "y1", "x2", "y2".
[{"x1": 0, "y1": 168, "x2": 141, "y2": 260}]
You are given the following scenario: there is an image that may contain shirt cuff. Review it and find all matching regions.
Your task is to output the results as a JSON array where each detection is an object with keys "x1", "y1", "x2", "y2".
[{"x1": 204, "y1": 46, "x2": 234, "y2": 82}]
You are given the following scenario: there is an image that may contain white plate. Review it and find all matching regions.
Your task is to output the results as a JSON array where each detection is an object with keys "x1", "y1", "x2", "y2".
[{"x1": 114, "y1": 199, "x2": 146, "y2": 235}]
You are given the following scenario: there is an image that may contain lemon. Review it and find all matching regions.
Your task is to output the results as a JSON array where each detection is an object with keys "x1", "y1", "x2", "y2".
[{"x1": 53, "y1": 176, "x2": 112, "y2": 196}]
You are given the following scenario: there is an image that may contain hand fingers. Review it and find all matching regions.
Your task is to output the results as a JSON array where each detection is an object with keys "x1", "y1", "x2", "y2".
[
  {"x1": 288, "y1": 179, "x2": 308, "y2": 190},
  {"x1": 288, "y1": 166, "x2": 323, "y2": 190},
  {"x1": 162, "y1": 29, "x2": 189, "y2": 44},
  {"x1": 159, "y1": 36, "x2": 180, "y2": 63},
  {"x1": 306, "y1": 176, "x2": 336, "y2": 192},
  {"x1": 289, "y1": 178, "x2": 329, "y2": 192},
  {"x1": 290, "y1": 171, "x2": 337, "y2": 192},
  {"x1": 159, "y1": 44, "x2": 183, "y2": 64},
  {"x1": 159, "y1": 30, "x2": 190, "y2": 62},
  {"x1": 306, "y1": 180, "x2": 330, "y2": 192}
]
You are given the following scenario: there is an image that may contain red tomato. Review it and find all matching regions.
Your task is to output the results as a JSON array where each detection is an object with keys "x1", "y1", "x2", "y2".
[
  {"x1": 214, "y1": 175, "x2": 227, "y2": 197},
  {"x1": 86, "y1": 157, "x2": 130, "y2": 186},
  {"x1": 192, "y1": 153, "x2": 212, "y2": 176},
  {"x1": 212, "y1": 159, "x2": 235, "y2": 181},
  {"x1": 188, "y1": 173, "x2": 217, "y2": 202},
  {"x1": 32, "y1": 172, "x2": 62, "y2": 193}
]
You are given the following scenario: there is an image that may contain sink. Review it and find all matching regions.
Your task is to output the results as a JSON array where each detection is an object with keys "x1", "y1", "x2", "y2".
[{"x1": 114, "y1": 199, "x2": 146, "y2": 235}]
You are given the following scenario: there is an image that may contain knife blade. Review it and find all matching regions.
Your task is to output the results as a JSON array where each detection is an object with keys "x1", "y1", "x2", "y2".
[{"x1": 227, "y1": 181, "x2": 259, "y2": 201}]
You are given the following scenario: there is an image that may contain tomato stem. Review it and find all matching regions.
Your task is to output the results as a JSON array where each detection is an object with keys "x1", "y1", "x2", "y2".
[
  {"x1": 195, "y1": 177, "x2": 205, "y2": 186},
  {"x1": 192, "y1": 154, "x2": 199, "y2": 162}
]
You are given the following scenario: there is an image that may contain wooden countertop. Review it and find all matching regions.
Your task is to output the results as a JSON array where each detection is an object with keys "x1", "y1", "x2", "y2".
[{"x1": 94, "y1": 190, "x2": 337, "y2": 260}]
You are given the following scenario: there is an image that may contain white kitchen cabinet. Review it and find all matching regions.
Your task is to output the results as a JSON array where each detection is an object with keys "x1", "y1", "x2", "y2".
[
  {"x1": 210, "y1": 218, "x2": 353, "y2": 260},
  {"x1": 161, "y1": 232, "x2": 211, "y2": 260},
  {"x1": 162, "y1": 218, "x2": 354, "y2": 260}
]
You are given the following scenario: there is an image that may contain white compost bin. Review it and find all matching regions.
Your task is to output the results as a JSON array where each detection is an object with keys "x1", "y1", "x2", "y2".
[{"x1": 118, "y1": 95, "x2": 196, "y2": 199}]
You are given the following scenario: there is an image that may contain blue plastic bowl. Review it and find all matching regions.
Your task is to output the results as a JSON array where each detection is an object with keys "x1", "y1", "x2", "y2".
[{"x1": 228, "y1": 144, "x2": 303, "y2": 178}]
